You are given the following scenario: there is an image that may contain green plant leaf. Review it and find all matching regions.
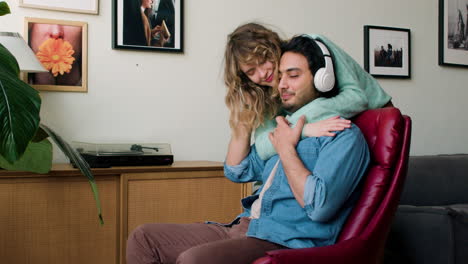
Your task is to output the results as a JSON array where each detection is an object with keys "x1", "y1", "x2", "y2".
[
  {"x1": 0, "y1": 139, "x2": 52, "y2": 173},
  {"x1": 0, "y1": 45, "x2": 41, "y2": 164},
  {"x1": 0, "y1": 43, "x2": 20, "y2": 76},
  {"x1": 0, "y1": 1, "x2": 11, "y2": 16},
  {"x1": 32, "y1": 127, "x2": 49, "y2": 142},
  {"x1": 40, "y1": 124, "x2": 104, "y2": 225},
  {"x1": 0, "y1": 73, "x2": 41, "y2": 163}
]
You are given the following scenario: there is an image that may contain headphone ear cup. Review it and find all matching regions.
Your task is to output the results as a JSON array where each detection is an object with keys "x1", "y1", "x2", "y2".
[
  {"x1": 313, "y1": 40, "x2": 336, "y2": 93},
  {"x1": 313, "y1": 66, "x2": 335, "y2": 93},
  {"x1": 314, "y1": 68, "x2": 327, "y2": 92},
  {"x1": 320, "y1": 71, "x2": 335, "y2": 93}
]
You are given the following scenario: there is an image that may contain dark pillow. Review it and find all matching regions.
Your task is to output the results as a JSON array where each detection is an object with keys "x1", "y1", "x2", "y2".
[
  {"x1": 385, "y1": 204, "x2": 468, "y2": 264},
  {"x1": 400, "y1": 155, "x2": 468, "y2": 206}
]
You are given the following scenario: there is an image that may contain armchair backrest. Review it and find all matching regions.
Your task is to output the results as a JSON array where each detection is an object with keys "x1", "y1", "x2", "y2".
[
  {"x1": 251, "y1": 107, "x2": 412, "y2": 264},
  {"x1": 338, "y1": 107, "x2": 412, "y2": 245}
]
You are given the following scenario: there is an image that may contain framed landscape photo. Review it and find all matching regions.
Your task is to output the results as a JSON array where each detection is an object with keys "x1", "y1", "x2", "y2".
[
  {"x1": 19, "y1": 0, "x2": 99, "y2": 15},
  {"x1": 364, "y1": 25, "x2": 411, "y2": 78},
  {"x1": 24, "y1": 17, "x2": 88, "y2": 92},
  {"x1": 439, "y1": 0, "x2": 468, "y2": 67},
  {"x1": 112, "y1": 0, "x2": 183, "y2": 52}
]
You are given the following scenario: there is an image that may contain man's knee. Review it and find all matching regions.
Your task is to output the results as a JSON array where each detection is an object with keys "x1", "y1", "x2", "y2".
[
  {"x1": 126, "y1": 224, "x2": 158, "y2": 264},
  {"x1": 128, "y1": 224, "x2": 151, "y2": 246},
  {"x1": 176, "y1": 246, "x2": 212, "y2": 264}
]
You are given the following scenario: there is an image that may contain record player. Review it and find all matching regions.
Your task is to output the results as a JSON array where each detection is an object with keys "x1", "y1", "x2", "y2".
[{"x1": 73, "y1": 142, "x2": 174, "y2": 168}]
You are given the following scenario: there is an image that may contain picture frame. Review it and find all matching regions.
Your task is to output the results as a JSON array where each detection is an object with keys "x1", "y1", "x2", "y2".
[
  {"x1": 438, "y1": 0, "x2": 468, "y2": 67},
  {"x1": 24, "y1": 17, "x2": 88, "y2": 92},
  {"x1": 112, "y1": 0, "x2": 183, "y2": 52},
  {"x1": 364, "y1": 25, "x2": 411, "y2": 78},
  {"x1": 19, "y1": 0, "x2": 99, "y2": 15}
]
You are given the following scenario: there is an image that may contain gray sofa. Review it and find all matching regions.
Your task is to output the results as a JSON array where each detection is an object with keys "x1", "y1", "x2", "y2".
[{"x1": 385, "y1": 154, "x2": 468, "y2": 264}]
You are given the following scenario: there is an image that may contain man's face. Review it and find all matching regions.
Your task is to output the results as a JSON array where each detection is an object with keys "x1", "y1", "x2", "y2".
[
  {"x1": 278, "y1": 51, "x2": 318, "y2": 113},
  {"x1": 141, "y1": 0, "x2": 153, "y2": 9}
]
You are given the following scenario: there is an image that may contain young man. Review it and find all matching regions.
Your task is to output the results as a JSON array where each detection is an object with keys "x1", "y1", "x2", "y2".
[{"x1": 126, "y1": 35, "x2": 370, "y2": 264}]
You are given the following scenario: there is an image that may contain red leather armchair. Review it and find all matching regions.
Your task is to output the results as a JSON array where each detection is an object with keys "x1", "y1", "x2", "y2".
[{"x1": 253, "y1": 107, "x2": 412, "y2": 264}]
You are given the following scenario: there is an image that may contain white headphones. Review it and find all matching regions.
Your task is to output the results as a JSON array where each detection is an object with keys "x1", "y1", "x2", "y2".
[{"x1": 313, "y1": 40, "x2": 335, "y2": 93}]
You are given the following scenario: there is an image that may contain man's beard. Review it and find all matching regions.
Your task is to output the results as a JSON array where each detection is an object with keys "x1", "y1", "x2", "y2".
[{"x1": 281, "y1": 101, "x2": 295, "y2": 112}]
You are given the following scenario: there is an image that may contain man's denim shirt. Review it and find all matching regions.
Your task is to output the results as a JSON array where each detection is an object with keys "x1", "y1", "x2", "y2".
[{"x1": 224, "y1": 124, "x2": 370, "y2": 249}]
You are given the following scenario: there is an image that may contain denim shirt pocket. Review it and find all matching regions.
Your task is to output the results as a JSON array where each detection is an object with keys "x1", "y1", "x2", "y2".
[{"x1": 296, "y1": 138, "x2": 319, "y2": 170}]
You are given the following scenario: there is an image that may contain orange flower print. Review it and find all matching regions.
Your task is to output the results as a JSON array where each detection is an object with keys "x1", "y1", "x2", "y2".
[{"x1": 36, "y1": 38, "x2": 75, "y2": 77}]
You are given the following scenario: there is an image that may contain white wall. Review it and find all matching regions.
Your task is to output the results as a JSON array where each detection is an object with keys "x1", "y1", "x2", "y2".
[{"x1": 1, "y1": 0, "x2": 467, "y2": 163}]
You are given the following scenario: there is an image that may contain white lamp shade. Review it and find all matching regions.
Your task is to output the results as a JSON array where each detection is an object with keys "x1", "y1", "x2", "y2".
[{"x1": 0, "y1": 32, "x2": 47, "y2": 73}]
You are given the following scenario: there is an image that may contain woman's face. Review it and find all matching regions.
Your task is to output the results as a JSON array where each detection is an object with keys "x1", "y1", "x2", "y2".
[
  {"x1": 141, "y1": 0, "x2": 153, "y2": 9},
  {"x1": 239, "y1": 60, "x2": 278, "y2": 88},
  {"x1": 29, "y1": 23, "x2": 82, "y2": 57},
  {"x1": 29, "y1": 23, "x2": 83, "y2": 85}
]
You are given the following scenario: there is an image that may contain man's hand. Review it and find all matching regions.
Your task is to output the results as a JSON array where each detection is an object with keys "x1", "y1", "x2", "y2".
[
  {"x1": 269, "y1": 115, "x2": 306, "y2": 155},
  {"x1": 269, "y1": 115, "x2": 308, "y2": 207}
]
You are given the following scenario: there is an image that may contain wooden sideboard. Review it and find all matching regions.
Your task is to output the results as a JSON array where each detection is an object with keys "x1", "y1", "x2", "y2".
[{"x1": 0, "y1": 161, "x2": 251, "y2": 264}]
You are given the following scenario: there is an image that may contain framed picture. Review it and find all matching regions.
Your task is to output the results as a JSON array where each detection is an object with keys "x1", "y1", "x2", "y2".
[
  {"x1": 19, "y1": 0, "x2": 99, "y2": 15},
  {"x1": 24, "y1": 17, "x2": 88, "y2": 92},
  {"x1": 364, "y1": 25, "x2": 411, "y2": 78},
  {"x1": 112, "y1": 0, "x2": 183, "y2": 52},
  {"x1": 439, "y1": 0, "x2": 468, "y2": 67}
]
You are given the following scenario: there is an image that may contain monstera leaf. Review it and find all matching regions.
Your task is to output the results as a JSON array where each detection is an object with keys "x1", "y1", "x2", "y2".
[
  {"x1": 0, "y1": 1, "x2": 103, "y2": 225},
  {"x1": 0, "y1": 1, "x2": 11, "y2": 16},
  {"x1": 0, "y1": 44, "x2": 41, "y2": 164},
  {"x1": 0, "y1": 138, "x2": 52, "y2": 173},
  {"x1": 40, "y1": 124, "x2": 104, "y2": 225}
]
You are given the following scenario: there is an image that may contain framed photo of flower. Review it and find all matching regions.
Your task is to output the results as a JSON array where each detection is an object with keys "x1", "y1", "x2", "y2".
[
  {"x1": 112, "y1": 0, "x2": 183, "y2": 52},
  {"x1": 24, "y1": 17, "x2": 88, "y2": 92},
  {"x1": 19, "y1": 0, "x2": 99, "y2": 15},
  {"x1": 364, "y1": 25, "x2": 411, "y2": 78},
  {"x1": 439, "y1": 0, "x2": 468, "y2": 67}
]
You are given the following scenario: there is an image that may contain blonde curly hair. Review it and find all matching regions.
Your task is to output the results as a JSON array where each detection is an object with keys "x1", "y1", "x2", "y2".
[{"x1": 224, "y1": 23, "x2": 282, "y2": 131}]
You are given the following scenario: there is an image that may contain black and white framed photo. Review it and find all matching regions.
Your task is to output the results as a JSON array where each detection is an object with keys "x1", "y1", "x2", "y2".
[
  {"x1": 112, "y1": 0, "x2": 183, "y2": 52},
  {"x1": 439, "y1": 0, "x2": 468, "y2": 67},
  {"x1": 364, "y1": 25, "x2": 411, "y2": 78}
]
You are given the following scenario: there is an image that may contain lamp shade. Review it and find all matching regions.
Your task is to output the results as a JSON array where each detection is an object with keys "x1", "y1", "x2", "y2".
[{"x1": 0, "y1": 32, "x2": 47, "y2": 72}]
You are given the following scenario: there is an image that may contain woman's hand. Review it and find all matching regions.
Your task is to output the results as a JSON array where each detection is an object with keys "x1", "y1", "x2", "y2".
[{"x1": 303, "y1": 116, "x2": 351, "y2": 137}]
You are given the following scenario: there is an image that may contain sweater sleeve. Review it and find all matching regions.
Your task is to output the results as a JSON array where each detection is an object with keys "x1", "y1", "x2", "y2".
[
  {"x1": 253, "y1": 118, "x2": 277, "y2": 161},
  {"x1": 254, "y1": 34, "x2": 391, "y2": 161},
  {"x1": 311, "y1": 34, "x2": 392, "y2": 110},
  {"x1": 253, "y1": 102, "x2": 342, "y2": 161},
  {"x1": 254, "y1": 67, "x2": 369, "y2": 161}
]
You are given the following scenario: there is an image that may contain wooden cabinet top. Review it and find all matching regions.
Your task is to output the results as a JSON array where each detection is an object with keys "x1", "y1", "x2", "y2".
[{"x1": 0, "y1": 160, "x2": 224, "y2": 178}]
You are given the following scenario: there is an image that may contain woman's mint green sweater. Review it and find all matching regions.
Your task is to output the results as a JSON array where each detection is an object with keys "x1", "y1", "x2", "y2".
[{"x1": 254, "y1": 34, "x2": 391, "y2": 160}]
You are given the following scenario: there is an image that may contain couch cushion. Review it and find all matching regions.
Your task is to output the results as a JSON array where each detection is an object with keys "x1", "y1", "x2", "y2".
[
  {"x1": 385, "y1": 204, "x2": 468, "y2": 264},
  {"x1": 400, "y1": 154, "x2": 468, "y2": 206}
]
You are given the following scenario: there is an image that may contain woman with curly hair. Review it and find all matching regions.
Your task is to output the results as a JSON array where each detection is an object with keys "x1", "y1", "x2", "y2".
[{"x1": 224, "y1": 22, "x2": 392, "y2": 164}]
